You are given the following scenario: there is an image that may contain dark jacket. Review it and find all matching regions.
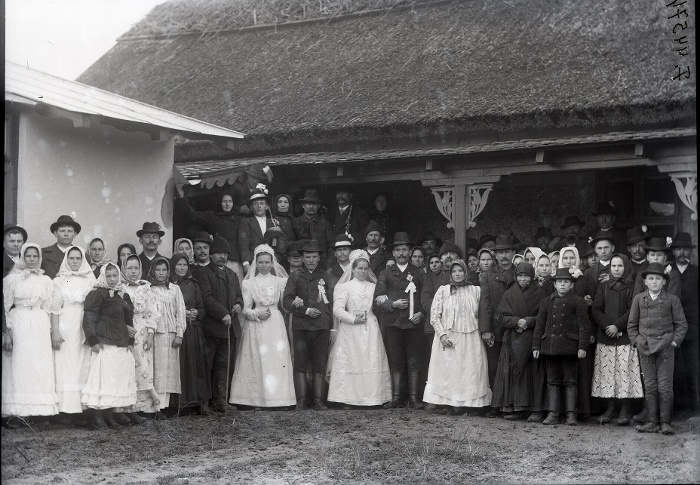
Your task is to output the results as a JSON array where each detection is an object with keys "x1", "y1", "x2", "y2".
[
  {"x1": 533, "y1": 292, "x2": 591, "y2": 356},
  {"x1": 175, "y1": 276, "x2": 206, "y2": 326},
  {"x1": 325, "y1": 263, "x2": 347, "y2": 303},
  {"x1": 421, "y1": 270, "x2": 451, "y2": 334},
  {"x1": 293, "y1": 213, "x2": 334, "y2": 265},
  {"x1": 633, "y1": 265, "x2": 681, "y2": 298},
  {"x1": 3, "y1": 252, "x2": 15, "y2": 279},
  {"x1": 628, "y1": 289, "x2": 688, "y2": 356},
  {"x1": 197, "y1": 263, "x2": 243, "y2": 339},
  {"x1": 325, "y1": 204, "x2": 370, "y2": 248},
  {"x1": 374, "y1": 264, "x2": 425, "y2": 330},
  {"x1": 176, "y1": 197, "x2": 242, "y2": 262},
  {"x1": 41, "y1": 243, "x2": 66, "y2": 280},
  {"x1": 367, "y1": 247, "x2": 390, "y2": 275},
  {"x1": 581, "y1": 262, "x2": 611, "y2": 300},
  {"x1": 677, "y1": 264, "x2": 699, "y2": 343},
  {"x1": 139, "y1": 252, "x2": 164, "y2": 280},
  {"x1": 478, "y1": 264, "x2": 516, "y2": 340},
  {"x1": 238, "y1": 216, "x2": 274, "y2": 264},
  {"x1": 82, "y1": 288, "x2": 135, "y2": 348},
  {"x1": 368, "y1": 210, "x2": 402, "y2": 245},
  {"x1": 283, "y1": 266, "x2": 332, "y2": 331},
  {"x1": 591, "y1": 276, "x2": 634, "y2": 346}
]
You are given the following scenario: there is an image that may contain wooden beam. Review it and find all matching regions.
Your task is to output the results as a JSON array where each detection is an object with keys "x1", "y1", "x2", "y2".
[
  {"x1": 425, "y1": 159, "x2": 433, "y2": 171},
  {"x1": 453, "y1": 184, "x2": 467, "y2": 255},
  {"x1": 634, "y1": 143, "x2": 646, "y2": 157},
  {"x1": 535, "y1": 150, "x2": 553, "y2": 164}
]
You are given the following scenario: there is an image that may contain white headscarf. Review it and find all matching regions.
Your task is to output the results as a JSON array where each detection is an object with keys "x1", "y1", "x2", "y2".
[
  {"x1": 243, "y1": 244, "x2": 289, "y2": 281},
  {"x1": 524, "y1": 247, "x2": 545, "y2": 263},
  {"x1": 173, "y1": 238, "x2": 195, "y2": 264},
  {"x1": 11, "y1": 243, "x2": 44, "y2": 278},
  {"x1": 58, "y1": 246, "x2": 95, "y2": 279},
  {"x1": 558, "y1": 246, "x2": 581, "y2": 270},
  {"x1": 94, "y1": 261, "x2": 125, "y2": 297}
]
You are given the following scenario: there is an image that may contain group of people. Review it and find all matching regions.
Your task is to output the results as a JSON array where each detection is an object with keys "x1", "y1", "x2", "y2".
[{"x1": 2, "y1": 180, "x2": 697, "y2": 437}]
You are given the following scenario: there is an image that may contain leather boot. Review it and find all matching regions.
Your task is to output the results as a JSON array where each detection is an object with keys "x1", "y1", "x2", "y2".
[
  {"x1": 615, "y1": 399, "x2": 631, "y2": 426},
  {"x1": 294, "y1": 372, "x2": 308, "y2": 410},
  {"x1": 312, "y1": 373, "x2": 328, "y2": 410},
  {"x1": 659, "y1": 393, "x2": 674, "y2": 427},
  {"x1": 632, "y1": 404, "x2": 647, "y2": 423},
  {"x1": 199, "y1": 402, "x2": 211, "y2": 416},
  {"x1": 212, "y1": 367, "x2": 230, "y2": 415},
  {"x1": 112, "y1": 412, "x2": 132, "y2": 426},
  {"x1": 384, "y1": 372, "x2": 405, "y2": 409},
  {"x1": 407, "y1": 370, "x2": 424, "y2": 410},
  {"x1": 542, "y1": 385, "x2": 560, "y2": 425},
  {"x1": 636, "y1": 393, "x2": 660, "y2": 433},
  {"x1": 565, "y1": 386, "x2": 578, "y2": 425},
  {"x1": 126, "y1": 412, "x2": 148, "y2": 425},
  {"x1": 102, "y1": 408, "x2": 120, "y2": 429},
  {"x1": 91, "y1": 410, "x2": 107, "y2": 430}
]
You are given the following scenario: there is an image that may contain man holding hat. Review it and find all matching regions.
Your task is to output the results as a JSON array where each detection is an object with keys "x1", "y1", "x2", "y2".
[
  {"x1": 325, "y1": 185, "x2": 369, "y2": 249},
  {"x1": 41, "y1": 215, "x2": 81, "y2": 279},
  {"x1": 586, "y1": 202, "x2": 628, "y2": 256},
  {"x1": 238, "y1": 186, "x2": 276, "y2": 275},
  {"x1": 374, "y1": 232, "x2": 426, "y2": 409},
  {"x1": 137, "y1": 222, "x2": 166, "y2": 277},
  {"x1": 325, "y1": 234, "x2": 353, "y2": 303},
  {"x1": 626, "y1": 226, "x2": 650, "y2": 279},
  {"x1": 197, "y1": 234, "x2": 243, "y2": 414},
  {"x1": 283, "y1": 239, "x2": 333, "y2": 410},
  {"x1": 632, "y1": 237, "x2": 681, "y2": 297},
  {"x1": 293, "y1": 189, "x2": 334, "y2": 268},
  {"x1": 3, "y1": 224, "x2": 27, "y2": 278},
  {"x1": 364, "y1": 220, "x2": 389, "y2": 275}
]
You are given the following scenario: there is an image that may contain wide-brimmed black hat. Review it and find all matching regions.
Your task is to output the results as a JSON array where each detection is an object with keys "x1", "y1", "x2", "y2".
[
  {"x1": 136, "y1": 222, "x2": 164, "y2": 238},
  {"x1": 392, "y1": 232, "x2": 413, "y2": 247},
  {"x1": 478, "y1": 234, "x2": 496, "y2": 248},
  {"x1": 670, "y1": 232, "x2": 696, "y2": 249},
  {"x1": 641, "y1": 262, "x2": 670, "y2": 280},
  {"x1": 626, "y1": 226, "x2": 649, "y2": 245},
  {"x1": 644, "y1": 237, "x2": 670, "y2": 252},
  {"x1": 438, "y1": 241, "x2": 463, "y2": 259},
  {"x1": 592, "y1": 201, "x2": 618, "y2": 216},
  {"x1": 419, "y1": 231, "x2": 442, "y2": 247},
  {"x1": 333, "y1": 233, "x2": 353, "y2": 248},
  {"x1": 589, "y1": 231, "x2": 617, "y2": 248},
  {"x1": 298, "y1": 189, "x2": 323, "y2": 204},
  {"x1": 581, "y1": 242, "x2": 596, "y2": 258},
  {"x1": 553, "y1": 267, "x2": 577, "y2": 281},
  {"x1": 560, "y1": 215, "x2": 586, "y2": 230},
  {"x1": 535, "y1": 227, "x2": 553, "y2": 239},
  {"x1": 301, "y1": 239, "x2": 322, "y2": 253},
  {"x1": 494, "y1": 235, "x2": 517, "y2": 251},
  {"x1": 192, "y1": 231, "x2": 212, "y2": 245},
  {"x1": 4, "y1": 223, "x2": 27, "y2": 241},
  {"x1": 288, "y1": 240, "x2": 306, "y2": 257},
  {"x1": 50, "y1": 215, "x2": 81, "y2": 234}
]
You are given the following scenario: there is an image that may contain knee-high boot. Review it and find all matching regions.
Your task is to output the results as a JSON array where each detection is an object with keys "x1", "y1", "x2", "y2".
[
  {"x1": 384, "y1": 372, "x2": 405, "y2": 409},
  {"x1": 312, "y1": 373, "x2": 328, "y2": 410},
  {"x1": 542, "y1": 385, "x2": 560, "y2": 425},
  {"x1": 565, "y1": 386, "x2": 578, "y2": 425},
  {"x1": 636, "y1": 393, "x2": 660, "y2": 433},
  {"x1": 294, "y1": 372, "x2": 308, "y2": 410},
  {"x1": 408, "y1": 370, "x2": 424, "y2": 410}
]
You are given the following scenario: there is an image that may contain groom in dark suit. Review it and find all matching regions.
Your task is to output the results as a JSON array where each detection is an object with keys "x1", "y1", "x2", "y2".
[{"x1": 238, "y1": 186, "x2": 276, "y2": 274}]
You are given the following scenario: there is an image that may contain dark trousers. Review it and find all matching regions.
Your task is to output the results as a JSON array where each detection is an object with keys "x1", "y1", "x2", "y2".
[
  {"x1": 640, "y1": 345, "x2": 675, "y2": 424},
  {"x1": 486, "y1": 340, "x2": 503, "y2": 388},
  {"x1": 293, "y1": 329, "x2": 329, "y2": 374},
  {"x1": 544, "y1": 354, "x2": 579, "y2": 387},
  {"x1": 386, "y1": 326, "x2": 422, "y2": 373},
  {"x1": 204, "y1": 332, "x2": 236, "y2": 402},
  {"x1": 674, "y1": 338, "x2": 700, "y2": 411},
  {"x1": 418, "y1": 332, "x2": 434, "y2": 399}
]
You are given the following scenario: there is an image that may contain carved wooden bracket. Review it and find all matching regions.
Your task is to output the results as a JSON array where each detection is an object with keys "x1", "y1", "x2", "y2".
[
  {"x1": 467, "y1": 184, "x2": 493, "y2": 228},
  {"x1": 669, "y1": 173, "x2": 698, "y2": 221},
  {"x1": 430, "y1": 187, "x2": 454, "y2": 228}
]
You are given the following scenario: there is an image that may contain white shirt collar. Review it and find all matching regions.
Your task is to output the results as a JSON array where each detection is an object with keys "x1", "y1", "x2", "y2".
[
  {"x1": 366, "y1": 247, "x2": 379, "y2": 255},
  {"x1": 56, "y1": 243, "x2": 72, "y2": 252},
  {"x1": 397, "y1": 263, "x2": 409, "y2": 273},
  {"x1": 676, "y1": 262, "x2": 689, "y2": 274},
  {"x1": 598, "y1": 259, "x2": 610, "y2": 267}
]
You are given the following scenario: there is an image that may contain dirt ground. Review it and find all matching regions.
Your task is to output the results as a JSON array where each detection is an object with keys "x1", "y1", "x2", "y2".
[{"x1": 2, "y1": 408, "x2": 699, "y2": 484}]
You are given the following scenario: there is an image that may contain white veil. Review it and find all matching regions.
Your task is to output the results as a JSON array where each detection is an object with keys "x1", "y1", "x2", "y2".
[{"x1": 243, "y1": 244, "x2": 289, "y2": 281}]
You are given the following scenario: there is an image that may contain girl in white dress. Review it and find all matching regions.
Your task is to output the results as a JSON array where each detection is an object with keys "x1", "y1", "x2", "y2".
[
  {"x1": 50, "y1": 246, "x2": 95, "y2": 420},
  {"x1": 328, "y1": 250, "x2": 391, "y2": 407},
  {"x1": 229, "y1": 244, "x2": 296, "y2": 408},
  {"x1": 2, "y1": 243, "x2": 59, "y2": 425}
]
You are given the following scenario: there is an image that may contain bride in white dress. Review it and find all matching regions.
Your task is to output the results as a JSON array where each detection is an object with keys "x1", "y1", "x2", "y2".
[
  {"x1": 327, "y1": 250, "x2": 391, "y2": 407},
  {"x1": 229, "y1": 244, "x2": 295, "y2": 408}
]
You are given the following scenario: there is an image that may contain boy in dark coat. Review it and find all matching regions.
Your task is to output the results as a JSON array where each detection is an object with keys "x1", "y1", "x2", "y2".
[{"x1": 533, "y1": 267, "x2": 591, "y2": 426}]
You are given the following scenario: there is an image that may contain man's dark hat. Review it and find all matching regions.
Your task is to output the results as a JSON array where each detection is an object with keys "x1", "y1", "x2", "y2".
[
  {"x1": 626, "y1": 226, "x2": 649, "y2": 245},
  {"x1": 515, "y1": 262, "x2": 535, "y2": 278},
  {"x1": 50, "y1": 215, "x2": 81, "y2": 234},
  {"x1": 136, "y1": 222, "x2": 164, "y2": 238},
  {"x1": 670, "y1": 232, "x2": 696, "y2": 249},
  {"x1": 589, "y1": 231, "x2": 617, "y2": 248},
  {"x1": 644, "y1": 237, "x2": 671, "y2": 252},
  {"x1": 298, "y1": 188, "x2": 323, "y2": 204},
  {"x1": 438, "y1": 241, "x2": 463, "y2": 259},
  {"x1": 420, "y1": 231, "x2": 442, "y2": 247},
  {"x1": 4, "y1": 224, "x2": 27, "y2": 241},
  {"x1": 592, "y1": 201, "x2": 618, "y2": 216},
  {"x1": 210, "y1": 234, "x2": 231, "y2": 254},
  {"x1": 494, "y1": 235, "x2": 517, "y2": 251},
  {"x1": 245, "y1": 163, "x2": 273, "y2": 183},
  {"x1": 333, "y1": 233, "x2": 353, "y2": 248},
  {"x1": 392, "y1": 232, "x2": 413, "y2": 247},
  {"x1": 288, "y1": 240, "x2": 306, "y2": 258},
  {"x1": 301, "y1": 239, "x2": 322, "y2": 253},
  {"x1": 561, "y1": 215, "x2": 586, "y2": 230},
  {"x1": 641, "y1": 262, "x2": 670, "y2": 281},
  {"x1": 365, "y1": 220, "x2": 384, "y2": 238},
  {"x1": 334, "y1": 184, "x2": 353, "y2": 194},
  {"x1": 535, "y1": 227, "x2": 553, "y2": 239},
  {"x1": 192, "y1": 231, "x2": 213, "y2": 245},
  {"x1": 467, "y1": 238, "x2": 479, "y2": 251},
  {"x1": 478, "y1": 234, "x2": 496, "y2": 247},
  {"x1": 248, "y1": 187, "x2": 270, "y2": 205},
  {"x1": 581, "y1": 242, "x2": 596, "y2": 258},
  {"x1": 553, "y1": 267, "x2": 577, "y2": 281}
]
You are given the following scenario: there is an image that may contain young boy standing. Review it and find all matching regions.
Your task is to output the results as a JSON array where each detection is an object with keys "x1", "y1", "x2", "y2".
[
  {"x1": 533, "y1": 267, "x2": 591, "y2": 425},
  {"x1": 628, "y1": 262, "x2": 687, "y2": 435}
]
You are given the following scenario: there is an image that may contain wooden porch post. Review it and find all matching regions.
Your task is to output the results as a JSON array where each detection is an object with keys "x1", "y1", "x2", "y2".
[{"x1": 453, "y1": 184, "x2": 467, "y2": 255}]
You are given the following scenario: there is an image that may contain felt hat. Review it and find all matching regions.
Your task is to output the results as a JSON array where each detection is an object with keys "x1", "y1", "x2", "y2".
[
  {"x1": 561, "y1": 215, "x2": 586, "y2": 230},
  {"x1": 592, "y1": 201, "x2": 618, "y2": 216},
  {"x1": 248, "y1": 186, "x2": 270, "y2": 204},
  {"x1": 333, "y1": 233, "x2": 353, "y2": 248},
  {"x1": 626, "y1": 226, "x2": 649, "y2": 245},
  {"x1": 288, "y1": 240, "x2": 306, "y2": 258},
  {"x1": 301, "y1": 239, "x2": 322, "y2": 253},
  {"x1": 644, "y1": 237, "x2": 671, "y2": 252},
  {"x1": 392, "y1": 232, "x2": 412, "y2": 248},
  {"x1": 493, "y1": 235, "x2": 517, "y2": 251},
  {"x1": 136, "y1": 222, "x2": 163, "y2": 238},
  {"x1": 670, "y1": 232, "x2": 695, "y2": 249},
  {"x1": 515, "y1": 262, "x2": 535, "y2": 278},
  {"x1": 420, "y1": 231, "x2": 442, "y2": 247},
  {"x1": 364, "y1": 220, "x2": 384, "y2": 238},
  {"x1": 4, "y1": 223, "x2": 27, "y2": 241},
  {"x1": 478, "y1": 234, "x2": 496, "y2": 247},
  {"x1": 466, "y1": 238, "x2": 479, "y2": 251},
  {"x1": 191, "y1": 231, "x2": 213, "y2": 245},
  {"x1": 553, "y1": 267, "x2": 577, "y2": 281},
  {"x1": 334, "y1": 184, "x2": 353, "y2": 194},
  {"x1": 209, "y1": 234, "x2": 231, "y2": 254},
  {"x1": 535, "y1": 227, "x2": 553, "y2": 239},
  {"x1": 438, "y1": 241, "x2": 463, "y2": 259},
  {"x1": 298, "y1": 189, "x2": 323, "y2": 204},
  {"x1": 641, "y1": 262, "x2": 670, "y2": 280},
  {"x1": 50, "y1": 215, "x2": 81, "y2": 234},
  {"x1": 245, "y1": 163, "x2": 273, "y2": 183},
  {"x1": 589, "y1": 231, "x2": 617, "y2": 248},
  {"x1": 581, "y1": 242, "x2": 596, "y2": 258}
]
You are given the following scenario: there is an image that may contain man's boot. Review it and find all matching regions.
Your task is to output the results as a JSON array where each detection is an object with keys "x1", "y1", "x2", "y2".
[
  {"x1": 636, "y1": 393, "x2": 660, "y2": 433},
  {"x1": 212, "y1": 367, "x2": 229, "y2": 414},
  {"x1": 565, "y1": 386, "x2": 578, "y2": 425},
  {"x1": 384, "y1": 372, "x2": 405, "y2": 409},
  {"x1": 312, "y1": 373, "x2": 328, "y2": 410},
  {"x1": 659, "y1": 393, "x2": 674, "y2": 435},
  {"x1": 407, "y1": 370, "x2": 424, "y2": 410},
  {"x1": 542, "y1": 385, "x2": 560, "y2": 425},
  {"x1": 199, "y1": 402, "x2": 211, "y2": 416},
  {"x1": 294, "y1": 372, "x2": 308, "y2": 410}
]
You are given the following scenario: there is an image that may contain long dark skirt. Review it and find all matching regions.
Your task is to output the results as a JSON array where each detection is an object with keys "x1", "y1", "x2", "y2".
[
  {"x1": 178, "y1": 324, "x2": 212, "y2": 408},
  {"x1": 492, "y1": 339, "x2": 546, "y2": 412}
]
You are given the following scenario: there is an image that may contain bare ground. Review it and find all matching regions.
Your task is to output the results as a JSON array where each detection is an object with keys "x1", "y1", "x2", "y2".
[{"x1": 2, "y1": 409, "x2": 699, "y2": 484}]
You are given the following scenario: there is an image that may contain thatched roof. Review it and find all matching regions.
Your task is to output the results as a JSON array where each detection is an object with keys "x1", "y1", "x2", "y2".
[{"x1": 79, "y1": 0, "x2": 696, "y2": 156}]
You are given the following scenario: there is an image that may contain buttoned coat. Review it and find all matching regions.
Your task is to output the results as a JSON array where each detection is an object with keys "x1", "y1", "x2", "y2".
[
  {"x1": 478, "y1": 264, "x2": 516, "y2": 340},
  {"x1": 292, "y1": 213, "x2": 334, "y2": 264},
  {"x1": 283, "y1": 266, "x2": 332, "y2": 331},
  {"x1": 367, "y1": 247, "x2": 390, "y2": 275},
  {"x1": 41, "y1": 243, "x2": 66, "y2": 279},
  {"x1": 238, "y1": 216, "x2": 275, "y2": 264},
  {"x1": 325, "y1": 204, "x2": 370, "y2": 248},
  {"x1": 197, "y1": 263, "x2": 243, "y2": 339},
  {"x1": 628, "y1": 289, "x2": 687, "y2": 356},
  {"x1": 374, "y1": 264, "x2": 425, "y2": 330},
  {"x1": 533, "y1": 292, "x2": 591, "y2": 356}
]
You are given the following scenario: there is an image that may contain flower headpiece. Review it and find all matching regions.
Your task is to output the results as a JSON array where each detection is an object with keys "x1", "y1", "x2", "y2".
[
  {"x1": 255, "y1": 183, "x2": 269, "y2": 195},
  {"x1": 568, "y1": 267, "x2": 583, "y2": 279},
  {"x1": 641, "y1": 225, "x2": 648, "y2": 234},
  {"x1": 666, "y1": 237, "x2": 673, "y2": 248},
  {"x1": 608, "y1": 201, "x2": 615, "y2": 208},
  {"x1": 588, "y1": 236, "x2": 593, "y2": 244}
]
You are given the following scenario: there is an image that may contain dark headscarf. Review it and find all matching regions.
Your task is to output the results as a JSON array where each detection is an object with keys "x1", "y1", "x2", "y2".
[
  {"x1": 216, "y1": 190, "x2": 236, "y2": 216},
  {"x1": 608, "y1": 253, "x2": 634, "y2": 288},
  {"x1": 117, "y1": 243, "x2": 137, "y2": 269},
  {"x1": 170, "y1": 252, "x2": 193, "y2": 284},
  {"x1": 146, "y1": 256, "x2": 171, "y2": 288},
  {"x1": 272, "y1": 193, "x2": 294, "y2": 217}
]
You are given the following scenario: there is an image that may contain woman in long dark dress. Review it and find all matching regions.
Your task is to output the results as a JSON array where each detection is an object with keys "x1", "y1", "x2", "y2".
[{"x1": 170, "y1": 252, "x2": 211, "y2": 415}]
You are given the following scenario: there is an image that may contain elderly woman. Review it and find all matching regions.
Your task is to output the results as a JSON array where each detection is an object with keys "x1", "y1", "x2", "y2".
[
  {"x1": 2, "y1": 243, "x2": 59, "y2": 427},
  {"x1": 50, "y1": 246, "x2": 96, "y2": 422},
  {"x1": 423, "y1": 260, "x2": 491, "y2": 414}
]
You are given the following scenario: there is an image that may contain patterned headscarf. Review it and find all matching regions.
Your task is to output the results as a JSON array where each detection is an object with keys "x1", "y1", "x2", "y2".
[
  {"x1": 173, "y1": 238, "x2": 195, "y2": 264},
  {"x1": 120, "y1": 254, "x2": 148, "y2": 286},
  {"x1": 449, "y1": 259, "x2": 471, "y2": 292},
  {"x1": 94, "y1": 262, "x2": 124, "y2": 297},
  {"x1": 146, "y1": 256, "x2": 171, "y2": 288}
]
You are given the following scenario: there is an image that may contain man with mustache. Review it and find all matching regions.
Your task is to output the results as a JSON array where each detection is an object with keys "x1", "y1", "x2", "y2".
[
  {"x1": 364, "y1": 220, "x2": 389, "y2": 275},
  {"x1": 586, "y1": 202, "x2": 628, "y2": 257},
  {"x1": 325, "y1": 185, "x2": 369, "y2": 250},
  {"x1": 293, "y1": 189, "x2": 334, "y2": 268},
  {"x1": 136, "y1": 222, "x2": 166, "y2": 277},
  {"x1": 626, "y1": 226, "x2": 649, "y2": 280}
]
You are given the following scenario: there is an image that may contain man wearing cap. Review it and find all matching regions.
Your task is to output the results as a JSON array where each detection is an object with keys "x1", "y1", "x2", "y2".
[
  {"x1": 231, "y1": 163, "x2": 273, "y2": 216},
  {"x1": 420, "y1": 232, "x2": 443, "y2": 257},
  {"x1": 283, "y1": 239, "x2": 333, "y2": 410},
  {"x1": 325, "y1": 186, "x2": 370, "y2": 249},
  {"x1": 670, "y1": 232, "x2": 699, "y2": 413},
  {"x1": 374, "y1": 232, "x2": 426, "y2": 409},
  {"x1": 586, "y1": 202, "x2": 628, "y2": 256},
  {"x1": 136, "y1": 222, "x2": 166, "y2": 277},
  {"x1": 293, "y1": 189, "x2": 334, "y2": 268},
  {"x1": 325, "y1": 234, "x2": 353, "y2": 303},
  {"x1": 238, "y1": 187, "x2": 276, "y2": 275},
  {"x1": 478, "y1": 235, "x2": 517, "y2": 416},
  {"x1": 625, "y1": 226, "x2": 649, "y2": 279},
  {"x1": 42, "y1": 215, "x2": 81, "y2": 279},
  {"x1": 632, "y1": 237, "x2": 681, "y2": 298},
  {"x1": 364, "y1": 220, "x2": 389, "y2": 275},
  {"x1": 3, "y1": 224, "x2": 27, "y2": 278},
  {"x1": 191, "y1": 231, "x2": 213, "y2": 274},
  {"x1": 197, "y1": 234, "x2": 243, "y2": 414}
]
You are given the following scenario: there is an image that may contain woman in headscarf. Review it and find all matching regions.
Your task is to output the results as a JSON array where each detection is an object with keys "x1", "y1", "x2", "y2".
[
  {"x1": 327, "y1": 249, "x2": 391, "y2": 408},
  {"x1": 523, "y1": 247, "x2": 544, "y2": 267},
  {"x1": 50, "y1": 246, "x2": 95, "y2": 422},
  {"x1": 2, "y1": 243, "x2": 59, "y2": 427},
  {"x1": 229, "y1": 244, "x2": 295, "y2": 409},
  {"x1": 173, "y1": 238, "x2": 195, "y2": 265},
  {"x1": 591, "y1": 253, "x2": 642, "y2": 425},
  {"x1": 170, "y1": 252, "x2": 210, "y2": 415},
  {"x1": 147, "y1": 257, "x2": 187, "y2": 418},
  {"x1": 88, "y1": 238, "x2": 109, "y2": 278},
  {"x1": 548, "y1": 251, "x2": 560, "y2": 276},
  {"x1": 117, "y1": 243, "x2": 136, "y2": 269},
  {"x1": 272, "y1": 194, "x2": 296, "y2": 243},
  {"x1": 410, "y1": 246, "x2": 427, "y2": 272},
  {"x1": 81, "y1": 262, "x2": 137, "y2": 429},
  {"x1": 423, "y1": 260, "x2": 491, "y2": 414},
  {"x1": 477, "y1": 248, "x2": 494, "y2": 284},
  {"x1": 492, "y1": 263, "x2": 548, "y2": 422},
  {"x1": 535, "y1": 253, "x2": 554, "y2": 295}
]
